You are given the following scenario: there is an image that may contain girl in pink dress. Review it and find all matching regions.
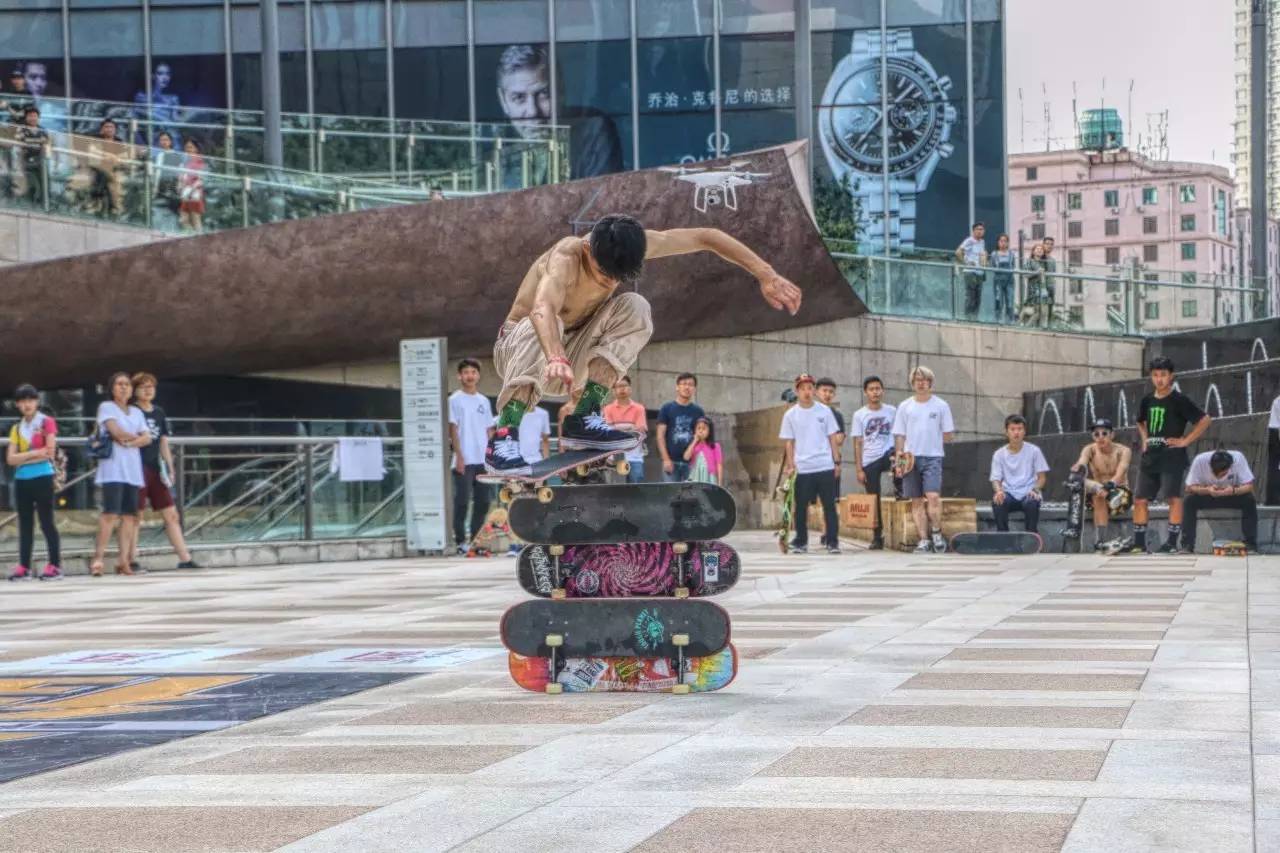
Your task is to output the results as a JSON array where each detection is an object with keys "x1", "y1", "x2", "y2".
[{"x1": 682, "y1": 417, "x2": 722, "y2": 485}]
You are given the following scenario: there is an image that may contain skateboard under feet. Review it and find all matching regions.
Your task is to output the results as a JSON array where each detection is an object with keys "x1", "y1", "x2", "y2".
[
  {"x1": 516, "y1": 540, "x2": 740, "y2": 598},
  {"x1": 479, "y1": 438, "x2": 642, "y2": 504}
]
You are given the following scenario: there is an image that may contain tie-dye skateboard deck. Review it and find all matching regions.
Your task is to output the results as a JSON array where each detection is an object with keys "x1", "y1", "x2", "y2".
[
  {"x1": 516, "y1": 541, "x2": 740, "y2": 598},
  {"x1": 500, "y1": 598, "x2": 731, "y2": 659},
  {"x1": 506, "y1": 482, "x2": 736, "y2": 545},
  {"x1": 508, "y1": 644, "x2": 738, "y2": 693}
]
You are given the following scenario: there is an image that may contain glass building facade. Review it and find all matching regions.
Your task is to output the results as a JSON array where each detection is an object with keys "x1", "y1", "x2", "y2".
[{"x1": 1, "y1": 0, "x2": 1005, "y2": 250}]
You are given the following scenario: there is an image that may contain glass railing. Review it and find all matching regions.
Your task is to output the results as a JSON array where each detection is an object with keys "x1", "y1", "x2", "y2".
[
  {"x1": 0, "y1": 435, "x2": 405, "y2": 558},
  {"x1": 35, "y1": 96, "x2": 569, "y2": 191},
  {"x1": 833, "y1": 252, "x2": 1278, "y2": 337},
  {"x1": 0, "y1": 126, "x2": 420, "y2": 236}
]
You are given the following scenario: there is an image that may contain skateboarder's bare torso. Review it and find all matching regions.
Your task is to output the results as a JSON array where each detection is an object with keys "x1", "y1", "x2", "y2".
[{"x1": 1079, "y1": 442, "x2": 1130, "y2": 484}]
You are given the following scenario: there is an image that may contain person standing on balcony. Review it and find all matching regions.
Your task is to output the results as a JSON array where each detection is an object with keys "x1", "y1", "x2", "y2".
[
  {"x1": 6, "y1": 385, "x2": 62, "y2": 581},
  {"x1": 955, "y1": 222, "x2": 987, "y2": 320},
  {"x1": 2, "y1": 67, "x2": 32, "y2": 124},
  {"x1": 991, "y1": 233, "x2": 1017, "y2": 324},
  {"x1": 892, "y1": 365, "x2": 956, "y2": 553},
  {"x1": 1041, "y1": 237, "x2": 1058, "y2": 320},
  {"x1": 151, "y1": 130, "x2": 183, "y2": 231},
  {"x1": 449, "y1": 358, "x2": 495, "y2": 555},
  {"x1": 14, "y1": 107, "x2": 48, "y2": 206},
  {"x1": 1132, "y1": 357, "x2": 1212, "y2": 553},
  {"x1": 178, "y1": 138, "x2": 206, "y2": 233},
  {"x1": 90, "y1": 373, "x2": 151, "y2": 577},
  {"x1": 126, "y1": 373, "x2": 198, "y2": 571},
  {"x1": 1020, "y1": 242, "x2": 1052, "y2": 328}
]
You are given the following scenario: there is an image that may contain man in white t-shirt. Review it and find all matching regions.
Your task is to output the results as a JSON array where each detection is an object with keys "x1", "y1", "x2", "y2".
[
  {"x1": 989, "y1": 414, "x2": 1050, "y2": 534},
  {"x1": 448, "y1": 358, "x2": 496, "y2": 554},
  {"x1": 852, "y1": 375, "x2": 898, "y2": 550},
  {"x1": 779, "y1": 373, "x2": 841, "y2": 554},
  {"x1": 892, "y1": 365, "x2": 956, "y2": 553},
  {"x1": 1268, "y1": 395, "x2": 1280, "y2": 505},
  {"x1": 517, "y1": 406, "x2": 551, "y2": 464},
  {"x1": 1181, "y1": 449, "x2": 1258, "y2": 553}
]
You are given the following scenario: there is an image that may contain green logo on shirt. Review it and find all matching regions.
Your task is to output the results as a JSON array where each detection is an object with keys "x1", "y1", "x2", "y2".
[{"x1": 1148, "y1": 406, "x2": 1165, "y2": 434}]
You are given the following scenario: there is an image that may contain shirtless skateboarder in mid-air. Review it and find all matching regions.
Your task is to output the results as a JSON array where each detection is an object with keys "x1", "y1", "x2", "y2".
[{"x1": 485, "y1": 214, "x2": 802, "y2": 475}]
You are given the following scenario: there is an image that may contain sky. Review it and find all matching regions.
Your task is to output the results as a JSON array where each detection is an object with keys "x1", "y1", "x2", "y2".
[{"x1": 1005, "y1": 0, "x2": 1235, "y2": 167}]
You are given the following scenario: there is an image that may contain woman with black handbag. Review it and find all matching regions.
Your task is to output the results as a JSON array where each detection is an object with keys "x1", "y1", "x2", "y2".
[{"x1": 89, "y1": 373, "x2": 151, "y2": 577}]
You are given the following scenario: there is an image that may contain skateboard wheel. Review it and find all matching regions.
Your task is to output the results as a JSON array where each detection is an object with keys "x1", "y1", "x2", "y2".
[
  {"x1": 545, "y1": 683, "x2": 563, "y2": 695},
  {"x1": 551, "y1": 589, "x2": 566, "y2": 600},
  {"x1": 545, "y1": 634, "x2": 563, "y2": 647},
  {"x1": 616, "y1": 460, "x2": 630, "y2": 475},
  {"x1": 537, "y1": 486, "x2": 554, "y2": 503},
  {"x1": 498, "y1": 487, "x2": 514, "y2": 504},
  {"x1": 549, "y1": 544, "x2": 565, "y2": 556},
  {"x1": 672, "y1": 634, "x2": 689, "y2": 647},
  {"x1": 674, "y1": 588, "x2": 690, "y2": 599},
  {"x1": 672, "y1": 684, "x2": 691, "y2": 695},
  {"x1": 673, "y1": 542, "x2": 689, "y2": 555},
  {"x1": 576, "y1": 463, "x2": 590, "y2": 477}
]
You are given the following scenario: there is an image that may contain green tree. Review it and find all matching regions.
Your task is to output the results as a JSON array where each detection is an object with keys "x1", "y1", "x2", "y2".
[{"x1": 813, "y1": 172, "x2": 867, "y2": 290}]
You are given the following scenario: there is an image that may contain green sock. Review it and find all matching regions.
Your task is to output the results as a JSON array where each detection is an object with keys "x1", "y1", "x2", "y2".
[
  {"x1": 497, "y1": 399, "x2": 528, "y2": 429},
  {"x1": 573, "y1": 381, "x2": 609, "y2": 415}
]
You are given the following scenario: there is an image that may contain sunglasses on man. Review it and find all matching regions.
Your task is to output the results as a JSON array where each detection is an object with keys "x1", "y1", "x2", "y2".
[{"x1": 1092, "y1": 429, "x2": 1112, "y2": 438}]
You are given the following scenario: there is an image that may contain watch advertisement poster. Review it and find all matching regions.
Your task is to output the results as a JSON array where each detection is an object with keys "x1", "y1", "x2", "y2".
[{"x1": 813, "y1": 20, "x2": 1004, "y2": 254}]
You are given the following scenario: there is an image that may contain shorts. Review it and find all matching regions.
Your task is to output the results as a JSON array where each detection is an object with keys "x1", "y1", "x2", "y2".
[
  {"x1": 100, "y1": 482, "x2": 140, "y2": 515},
  {"x1": 902, "y1": 455, "x2": 943, "y2": 497},
  {"x1": 139, "y1": 466, "x2": 175, "y2": 511},
  {"x1": 1137, "y1": 463, "x2": 1186, "y2": 501}
]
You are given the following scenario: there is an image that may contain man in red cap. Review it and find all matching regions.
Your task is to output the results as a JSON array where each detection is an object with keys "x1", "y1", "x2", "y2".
[{"x1": 779, "y1": 373, "x2": 842, "y2": 554}]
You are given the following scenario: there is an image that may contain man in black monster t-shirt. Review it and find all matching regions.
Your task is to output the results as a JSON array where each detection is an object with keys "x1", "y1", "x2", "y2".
[{"x1": 1133, "y1": 357, "x2": 1212, "y2": 553}]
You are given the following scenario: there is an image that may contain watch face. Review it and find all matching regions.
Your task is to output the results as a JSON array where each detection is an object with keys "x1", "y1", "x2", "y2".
[{"x1": 822, "y1": 57, "x2": 952, "y2": 177}]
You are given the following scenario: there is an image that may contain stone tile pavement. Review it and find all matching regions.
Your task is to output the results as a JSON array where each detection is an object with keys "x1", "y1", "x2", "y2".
[{"x1": 0, "y1": 531, "x2": 1273, "y2": 851}]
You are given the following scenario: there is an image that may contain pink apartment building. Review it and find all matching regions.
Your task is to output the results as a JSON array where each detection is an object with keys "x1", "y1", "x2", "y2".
[{"x1": 1008, "y1": 148, "x2": 1240, "y2": 331}]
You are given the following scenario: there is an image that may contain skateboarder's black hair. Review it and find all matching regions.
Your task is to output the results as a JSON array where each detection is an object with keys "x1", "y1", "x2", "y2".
[
  {"x1": 862, "y1": 376, "x2": 883, "y2": 390},
  {"x1": 456, "y1": 358, "x2": 481, "y2": 373},
  {"x1": 815, "y1": 377, "x2": 837, "y2": 389},
  {"x1": 589, "y1": 214, "x2": 646, "y2": 284},
  {"x1": 1210, "y1": 450, "x2": 1234, "y2": 474},
  {"x1": 676, "y1": 372, "x2": 697, "y2": 385},
  {"x1": 1004, "y1": 414, "x2": 1027, "y2": 429},
  {"x1": 1148, "y1": 356, "x2": 1175, "y2": 374}
]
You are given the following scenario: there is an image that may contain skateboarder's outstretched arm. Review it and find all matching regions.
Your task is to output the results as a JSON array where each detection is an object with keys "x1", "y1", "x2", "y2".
[{"x1": 644, "y1": 228, "x2": 802, "y2": 315}]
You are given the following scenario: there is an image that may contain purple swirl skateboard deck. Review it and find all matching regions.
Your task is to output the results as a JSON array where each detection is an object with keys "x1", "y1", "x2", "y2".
[{"x1": 516, "y1": 541, "x2": 740, "y2": 598}]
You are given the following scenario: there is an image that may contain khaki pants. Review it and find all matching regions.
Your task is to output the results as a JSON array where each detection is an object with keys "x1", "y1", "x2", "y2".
[{"x1": 494, "y1": 291, "x2": 653, "y2": 409}]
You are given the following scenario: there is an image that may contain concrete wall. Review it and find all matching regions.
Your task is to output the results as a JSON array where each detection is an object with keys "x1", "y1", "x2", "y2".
[{"x1": 0, "y1": 207, "x2": 167, "y2": 267}]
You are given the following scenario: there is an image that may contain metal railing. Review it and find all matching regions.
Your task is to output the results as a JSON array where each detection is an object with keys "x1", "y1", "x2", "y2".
[
  {"x1": 0, "y1": 435, "x2": 406, "y2": 556},
  {"x1": 30, "y1": 96, "x2": 569, "y2": 190},
  {"x1": 831, "y1": 252, "x2": 1277, "y2": 337}
]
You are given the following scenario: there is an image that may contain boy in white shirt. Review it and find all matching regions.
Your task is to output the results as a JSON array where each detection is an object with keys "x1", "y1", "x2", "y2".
[
  {"x1": 1268, "y1": 395, "x2": 1279, "y2": 505},
  {"x1": 449, "y1": 358, "x2": 496, "y2": 554},
  {"x1": 989, "y1": 414, "x2": 1050, "y2": 534},
  {"x1": 892, "y1": 365, "x2": 955, "y2": 553},
  {"x1": 1181, "y1": 449, "x2": 1258, "y2": 553},
  {"x1": 852, "y1": 375, "x2": 898, "y2": 550},
  {"x1": 779, "y1": 373, "x2": 841, "y2": 554}
]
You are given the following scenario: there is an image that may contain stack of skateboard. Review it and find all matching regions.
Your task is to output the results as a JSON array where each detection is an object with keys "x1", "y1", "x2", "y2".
[{"x1": 498, "y1": 480, "x2": 740, "y2": 694}]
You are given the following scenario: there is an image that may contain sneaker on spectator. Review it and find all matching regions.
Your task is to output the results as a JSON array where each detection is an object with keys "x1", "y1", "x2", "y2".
[
  {"x1": 38, "y1": 563, "x2": 62, "y2": 581},
  {"x1": 931, "y1": 532, "x2": 947, "y2": 553},
  {"x1": 790, "y1": 544, "x2": 808, "y2": 554},
  {"x1": 7, "y1": 564, "x2": 29, "y2": 581},
  {"x1": 826, "y1": 544, "x2": 841, "y2": 555},
  {"x1": 914, "y1": 539, "x2": 933, "y2": 554},
  {"x1": 176, "y1": 559, "x2": 200, "y2": 570}
]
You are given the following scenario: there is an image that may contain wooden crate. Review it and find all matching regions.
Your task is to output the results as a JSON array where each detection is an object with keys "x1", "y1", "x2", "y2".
[{"x1": 884, "y1": 498, "x2": 977, "y2": 551}]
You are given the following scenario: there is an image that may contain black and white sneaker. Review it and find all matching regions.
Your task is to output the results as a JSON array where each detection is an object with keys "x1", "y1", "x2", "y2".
[
  {"x1": 485, "y1": 426, "x2": 532, "y2": 476},
  {"x1": 560, "y1": 412, "x2": 639, "y2": 451}
]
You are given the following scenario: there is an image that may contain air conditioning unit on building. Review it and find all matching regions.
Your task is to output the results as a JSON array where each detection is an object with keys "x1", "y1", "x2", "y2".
[
  {"x1": 1072, "y1": 291, "x2": 1085, "y2": 302},
  {"x1": 1108, "y1": 292, "x2": 1123, "y2": 303}
]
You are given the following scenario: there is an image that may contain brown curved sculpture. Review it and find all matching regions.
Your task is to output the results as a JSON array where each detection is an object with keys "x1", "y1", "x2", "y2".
[{"x1": 0, "y1": 142, "x2": 864, "y2": 389}]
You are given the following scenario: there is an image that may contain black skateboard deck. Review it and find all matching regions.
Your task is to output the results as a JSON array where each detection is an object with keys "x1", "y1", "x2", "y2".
[
  {"x1": 500, "y1": 598, "x2": 731, "y2": 659},
  {"x1": 950, "y1": 531, "x2": 1043, "y2": 555},
  {"x1": 507, "y1": 482, "x2": 736, "y2": 545},
  {"x1": 1061, "y1": 467, "x2": 1087, "y2": 554},
  {"x1": 517, "y1": 541, "x2": 740, "y2": 598},
  {"x1": 478, "y1": 439, "x2": 642, "y2": 501}
]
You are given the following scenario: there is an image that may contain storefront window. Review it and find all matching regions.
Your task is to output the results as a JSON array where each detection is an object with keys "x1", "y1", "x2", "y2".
[
  {"x1": 393, "y1": 0, "x2": 468, "y2": 122},
  {"x1": 555, "y1": 0, "x2": 631, "y2": 173}
]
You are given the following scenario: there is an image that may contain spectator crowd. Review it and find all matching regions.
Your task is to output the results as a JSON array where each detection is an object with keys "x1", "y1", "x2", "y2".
[{"x1": 955, "y1": 222, "x2": 1061, "y2": 327}]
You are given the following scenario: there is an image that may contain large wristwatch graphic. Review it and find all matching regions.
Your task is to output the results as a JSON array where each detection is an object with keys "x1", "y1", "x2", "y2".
[{"x1": 818, "y1": 28, "x2": 956, "y2": 251}]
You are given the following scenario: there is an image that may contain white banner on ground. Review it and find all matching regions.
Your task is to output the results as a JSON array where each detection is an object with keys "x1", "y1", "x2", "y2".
[{"x1": 401, "y1": 338, "x2": 450, "y2": 551}]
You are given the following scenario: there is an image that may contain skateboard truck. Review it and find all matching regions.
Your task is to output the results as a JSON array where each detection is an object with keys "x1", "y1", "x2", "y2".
[
  {"x1": 671, "y1": 633, "x2": 691, "y2": 694},
  {"x1": 544, "y1": 633, "x2": 564, "y2": 694},
  {"x1": 549, "y1": 544, "x2": 566, "y2": 599},
  {"x1": 672, "y1": 542, "x2": 690, "y2": 599}
]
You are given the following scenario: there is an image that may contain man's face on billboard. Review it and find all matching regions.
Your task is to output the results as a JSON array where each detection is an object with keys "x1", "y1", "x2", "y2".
[
  {"x1": 498, "y1": 66, "x2": 551, "y2": 140},
  {"x1": 24, "y1": 63, "x2": 47, "y2": 97}
]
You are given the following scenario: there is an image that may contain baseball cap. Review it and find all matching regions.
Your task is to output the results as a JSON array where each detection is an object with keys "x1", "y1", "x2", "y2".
[
  {"x1": 1089, "y1": 418, "x2": 1113, "y2": 432},
  {"x1": 13, "y1": 384, "x2": 38, "y2": 401},
  {"x1": 794, "y1": 373, "x2": 815, "y2": 388}
]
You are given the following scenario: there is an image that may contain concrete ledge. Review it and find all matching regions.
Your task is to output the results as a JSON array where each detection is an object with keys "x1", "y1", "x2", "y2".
[
  {"x1": 975, "y1": 505, "x2": 1280, "y2": 553},
  {"x1": 49, "y1": 537, "x2": 410, "y2": 575}
]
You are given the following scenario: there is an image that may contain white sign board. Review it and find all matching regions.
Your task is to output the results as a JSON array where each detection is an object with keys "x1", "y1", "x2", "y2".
[{"x1": 400, "y1": 338, "x2": 450, "y2": 551}]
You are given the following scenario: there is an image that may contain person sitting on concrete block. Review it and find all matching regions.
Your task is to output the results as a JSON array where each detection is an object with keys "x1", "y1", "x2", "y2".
[
  {"x1": 989, "y1": 414, "x2": 1049, "y2": 534},
  {"x1": 1181, "y1": 449, "x2": 1259, "y2": 554}
]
